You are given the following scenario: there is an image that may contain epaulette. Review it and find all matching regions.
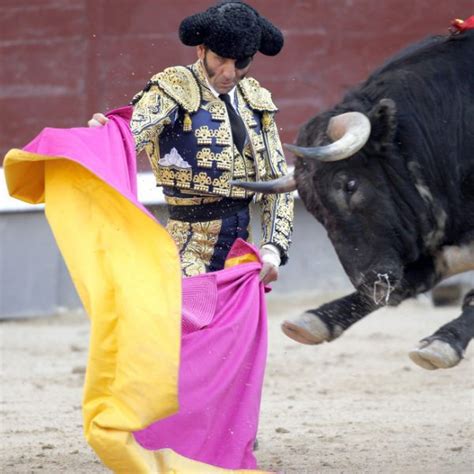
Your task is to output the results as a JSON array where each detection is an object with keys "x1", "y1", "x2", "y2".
[
  {"x1": 149, "y1": 66, "x2": 201, "y2": 114},
  {"x1": 238, "y1": 77, "x2": 278, "y2": 113}
]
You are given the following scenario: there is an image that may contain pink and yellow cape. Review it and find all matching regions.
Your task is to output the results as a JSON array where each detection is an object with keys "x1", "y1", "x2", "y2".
[{"x1": 4, "y1": 107, "x2": 271, "y2": 473}]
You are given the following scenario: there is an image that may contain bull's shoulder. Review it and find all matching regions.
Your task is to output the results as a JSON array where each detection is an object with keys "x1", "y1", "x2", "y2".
[
  {"x1": 238, "y1": 77, "x2": 278, "y2": 112},
  {"x1": 145, "y1": 66, "x2": 201, "y2": 113}
]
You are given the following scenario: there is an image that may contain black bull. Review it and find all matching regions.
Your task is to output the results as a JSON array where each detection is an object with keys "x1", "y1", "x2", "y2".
[{"x1": 234, "y1": 29, "x2": 474, "y2": 370}]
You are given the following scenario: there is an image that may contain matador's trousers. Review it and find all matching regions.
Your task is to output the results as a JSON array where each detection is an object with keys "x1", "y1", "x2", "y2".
[{"x1": 165, "y1": 196, "x2": 252, "y2": 277}]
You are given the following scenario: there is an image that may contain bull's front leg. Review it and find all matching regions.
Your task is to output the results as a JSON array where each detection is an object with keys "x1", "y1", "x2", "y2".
[
  {"x1": 281, "y1": 291, "x2": 378, "y2": 345},
  {"x1": 281, "y1": 256, "x2": 439, "y2": 345},
  {"x1": 281, "y1": 250, "x2": 473, "y2": 350},
  {"x1": 409, "y1": 289, "x2": 474, "y2": 370}
]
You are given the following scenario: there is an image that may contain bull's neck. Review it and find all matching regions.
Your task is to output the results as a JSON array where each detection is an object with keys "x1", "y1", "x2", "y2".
[{"x1": 405, "y1": 160, "x2": 449, "y2": 254}]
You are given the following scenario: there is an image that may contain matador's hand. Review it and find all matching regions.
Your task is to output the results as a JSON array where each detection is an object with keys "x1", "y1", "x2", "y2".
[
  {"x1": 259, "y1": 246, "x2": 281, "y2": 285},
  {"x1": 259, "y1": 261, "x2": 279, "y2": 285},
  {"x1": 87, "y1": 113, "x2": 108, "y2": 127}
]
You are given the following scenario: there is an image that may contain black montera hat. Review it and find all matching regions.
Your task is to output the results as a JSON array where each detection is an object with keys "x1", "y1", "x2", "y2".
[{"x1": 179, "y1": 1, "x2": 284, "y2": 61}]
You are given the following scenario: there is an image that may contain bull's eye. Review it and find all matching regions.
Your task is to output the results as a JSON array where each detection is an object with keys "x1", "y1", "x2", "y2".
[{"x1": 345, "y1": 179, "x2": 358, "y2": 194}]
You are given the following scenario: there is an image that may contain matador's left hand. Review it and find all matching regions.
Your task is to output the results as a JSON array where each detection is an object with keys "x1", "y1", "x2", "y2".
[
  {"x1": 259, "y1": 246, "x2": 281, "y2": 285},
  {"x1": 259, "y1": 261, "x2": 279, "y2": 285},
  {"x1": 87, "y1": 113, "x2": 108, "y2": 127}
]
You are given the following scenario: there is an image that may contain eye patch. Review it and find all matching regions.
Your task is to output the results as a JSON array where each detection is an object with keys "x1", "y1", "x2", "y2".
[{"x1": 235, "y1": 56, "x2": 253, "y2": 69}]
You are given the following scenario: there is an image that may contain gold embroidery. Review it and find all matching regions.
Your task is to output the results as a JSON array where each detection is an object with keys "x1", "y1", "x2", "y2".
[
  {"x1": 233, "y1": 154, "x2": 246, "y2": 178},
  {"x1": 196, "y1": 148, "x2": 214, "y2": 168},
  {"x1": 195, "y1": 126, "x2": 213, "y2": 145},
  {"x1": 155, "y1": 167, "x2": 192, "y2": 188},
  {"x1": 175, "y1": 169, "x2": 192, "y2": 189},
  {"x1": 191, "y1": 61, "x2": 217, "y2": 103},
  {"x1": 193, "y1": 172, "x2": 212, "y2": 192},
  {"x1": 255, "y1": 151, "x2": 267, "y2": 178},
  {"x1": 196, "y1": 148, "x2": 233, "y2": 170},
  {"x1": 214, "y1": 123, "x2": 232, "y2": 146},
  {"x1": 249, "y1": 129, "x2": 265, "y2": 152},
  {"x1": 276, "y1": 218, "x2": 292, "y2": 235},
  {"x1": 195, "y1": 123, "x2": 232, "y2": 147},
  {"x1": 201, "y1": 88, "x2": 216, "y2": 103},
  {"x1": 131, "y1": 85, "x2": 176, "y2": 156},
  {"x1": 259, "y1": 190, "x2": 294, "y2": 260},
  {"x1": 238, "y1": 77, "x2": 278, "y2": 112},
  {"x1": 230, "y1": 185, "x2": 246, "y2": 199},
  {"x1": 243, "y1": 143, "x2": 253, "y2": 158},
  {"x1": 244, "y1": 155, "x2": 256, "y2": 176},
  {"x1": 165, "y1": 196, "x2": 222, "y2": 206},
  {"x1": 215, "y1": 147, "x2": 233, "y2": 170},
  {"x1": 212, "y1": 172, "x2": 232, "y2": 195},
  {"x1": 157, "y1": 167, "x2": 176, "y2": 186},
  {"x1": 261, "y1": 110, "x2": 288, "y2": 177},
  {"x1": 241, "y1": 107, "x2": 258, "y2": 127},
  {"x1": 153, "y1": 66, "x2": 200, "y2": 113},
  {"x1": 256, "y1": 104, "x2": 294, "y2": 261},
  {"x1": 145, "y1": 142, "x2": 160, "y2": 178},
  {"x1": 166, "y1": 218, "x2": 222, "y2": 277},
  {"x1": 166, "y1": 220, "x2": 191, "y2": 252},
  {"x1": 207, "y1": 101, "x2": 227, "y2": 121}
]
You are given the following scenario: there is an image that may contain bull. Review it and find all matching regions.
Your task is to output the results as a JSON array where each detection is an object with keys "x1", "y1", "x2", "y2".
[{"x1": 233, "y1": 27, "x2": 474, "y2": 370}]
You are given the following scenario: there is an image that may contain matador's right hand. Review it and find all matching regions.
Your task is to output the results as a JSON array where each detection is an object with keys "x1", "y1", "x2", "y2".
[{"x1": 87, "y1": 113, "x2": 109, "y2": 127}]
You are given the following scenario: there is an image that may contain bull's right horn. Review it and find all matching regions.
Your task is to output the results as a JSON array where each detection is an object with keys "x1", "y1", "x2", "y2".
[
  {"x1": 285, "y1": 111, "x2": 371, "y2": 162},
  {"x1": 230, "y1": 173, "x2": 297, "y2": 194}
]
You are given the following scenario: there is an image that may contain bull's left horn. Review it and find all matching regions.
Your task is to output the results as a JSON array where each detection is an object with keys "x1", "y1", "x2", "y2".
[
  {"x1": 285, "y1": 112, "x2": 371, "y2": 162},
  {"x1": 230, "y1": 173, "x2": 297, "y2": 194}
]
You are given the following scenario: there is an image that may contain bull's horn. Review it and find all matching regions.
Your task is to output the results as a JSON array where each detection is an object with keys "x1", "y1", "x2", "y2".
[
  {"x1": 285, "y1": 112, "x2": 371, "y2": 162},
  {"x1": 230, "y1": 173, "x2": 297, "y2": 194}
]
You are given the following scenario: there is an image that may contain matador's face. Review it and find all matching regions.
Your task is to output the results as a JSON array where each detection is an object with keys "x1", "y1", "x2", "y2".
[{"x1": 197, "y1": 45, "x2": 253, "y2": 94}]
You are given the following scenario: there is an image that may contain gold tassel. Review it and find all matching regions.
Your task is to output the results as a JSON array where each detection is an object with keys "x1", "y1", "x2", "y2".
[
  {"x1": 183, "y1": 112, "x2": 192, "y2": 132},
  {"x1": 262, "y1": 112, "x2": 272, "y2": 132}
]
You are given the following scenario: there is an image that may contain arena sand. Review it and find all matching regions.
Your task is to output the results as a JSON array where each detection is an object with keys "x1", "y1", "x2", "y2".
[{"x1": 1, "y1": 293, "x2": 473, "y2": 473}]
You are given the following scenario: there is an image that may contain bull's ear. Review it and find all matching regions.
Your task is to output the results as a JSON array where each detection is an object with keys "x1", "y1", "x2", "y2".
[{"x1": 368, "y1": 98, "x2": 397, "y2": 147}]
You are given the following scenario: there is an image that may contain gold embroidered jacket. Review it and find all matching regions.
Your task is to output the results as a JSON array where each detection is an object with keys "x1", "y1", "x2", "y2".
[{"x1": 130, "y1": 60, "x2": 293, "y2": 261}]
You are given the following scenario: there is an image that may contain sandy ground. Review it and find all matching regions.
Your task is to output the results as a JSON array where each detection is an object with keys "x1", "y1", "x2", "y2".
[{"x1": 1, "y1": 292, "x2": 473, "y2": 473}]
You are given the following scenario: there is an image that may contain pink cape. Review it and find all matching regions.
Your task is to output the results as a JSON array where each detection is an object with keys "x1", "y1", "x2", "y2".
[
  {"x1": 135, "y1": 238, "x2": 268, "y2": 469},
  {"x1": 9, "y1": 106, "x2": 268, "y2": 470}
]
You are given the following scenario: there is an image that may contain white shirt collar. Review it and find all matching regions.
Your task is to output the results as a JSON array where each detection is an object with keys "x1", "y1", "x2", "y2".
[{"x1": 209, "y1": 83, "x2": 237, "y2": 108}]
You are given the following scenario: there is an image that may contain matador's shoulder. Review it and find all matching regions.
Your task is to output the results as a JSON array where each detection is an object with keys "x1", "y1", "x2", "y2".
[
  {"x1": 238, "y1": 77, "x2": 278, "y2": 113},
  {"x1": 148, "y1": 66, "x2": 201, "y2": 113}
]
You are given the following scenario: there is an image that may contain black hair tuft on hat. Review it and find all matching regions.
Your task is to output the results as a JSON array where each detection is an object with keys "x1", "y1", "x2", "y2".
[
  {"x1": 179, "y1": 13, "x2": 210, "y2": 47},
  {"x1": 179, "y1": 1, "x2": 284, "y2": 60},
  {"x1": 258, "y1": 16, "x2": 284, "y2": 56}
]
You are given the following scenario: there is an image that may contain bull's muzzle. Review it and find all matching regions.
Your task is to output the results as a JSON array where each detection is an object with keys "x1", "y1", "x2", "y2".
[{"x1": 356, "y1": 267, "x2": 404, "y2": 306}]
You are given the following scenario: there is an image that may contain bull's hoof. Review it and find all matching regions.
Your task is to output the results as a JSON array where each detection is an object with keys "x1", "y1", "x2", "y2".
[
  {"x1": 408, "y1": 339, "x2": 462, "y2": 370},
  {"x1": 281, "y1": 312, "x2": 341, "y2": 345}
]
